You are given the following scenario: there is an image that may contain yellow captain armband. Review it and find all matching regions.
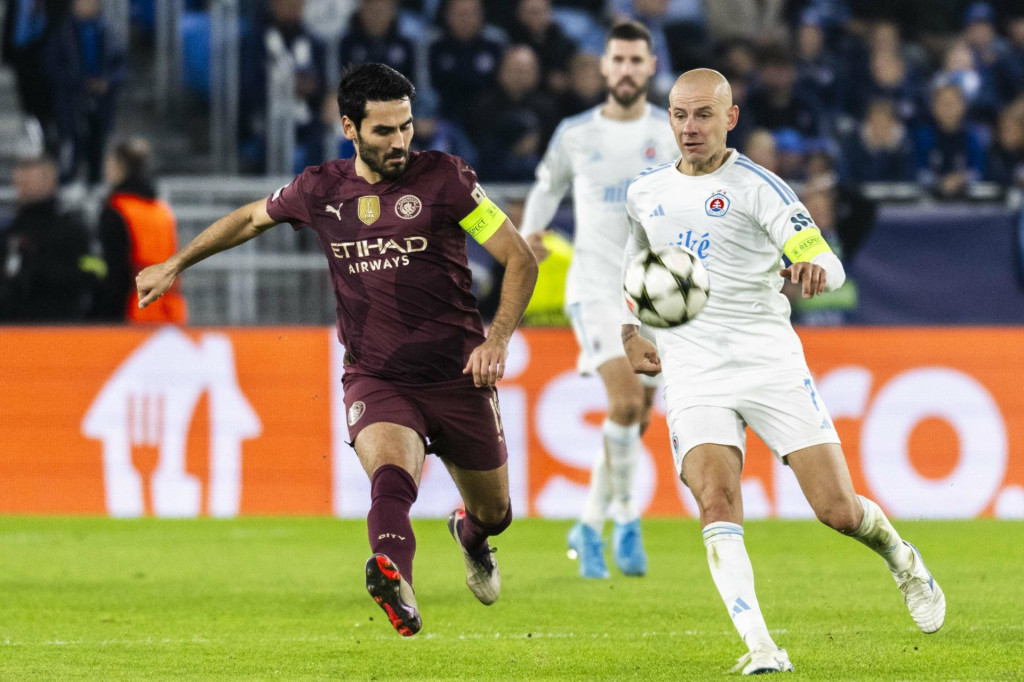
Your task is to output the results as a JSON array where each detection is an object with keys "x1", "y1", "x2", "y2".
[
  {"x1": 459, "y1": 197, "x2": 507, "y2": 244},
  {"x1": 783, "y1": 227, "x2": 832, "y2": 263}
]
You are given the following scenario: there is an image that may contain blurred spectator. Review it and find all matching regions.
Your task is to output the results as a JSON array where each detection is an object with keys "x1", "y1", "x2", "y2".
[
  {"x1": 795, "y1": 9, "x2": 843, "y2": 115},
  {"x1": 992, "y1": 12, "x2": 1024, "y2": 103},
  {"x1": 469, "y1": 45, "x2": 559, "y2": 181},
  {"x1": 557, "y1": 52, "x2": 605, "y2": 117},
  {"x1": 506, "y1": 0, "x2": 577, "y2": 95},
  {"x1": 742, "y1": 128, "x2": 778, "y2": 173},
  {"x1": 772, "y1": 128, "x2": 807, "y2": 181},
  {"x1": 0, "y1": 155, "x2": 100, "y2": 321},
  {"x1": 839, "y1": 99, "x2": 916, "y2": 182},
  {"x1": 848, "y1": 50, "x2": 925, "y2": 126},
  {"x1": 866, "y1": 19, "x2": 928, "y2": 75},
  {"x1": 2, "y1": 0, "x2": 60, "y2": 145},
  {"x1": 703, "y1": 0, "x2": 786, "y2": 46},
  {"x1": 239, "y1": 0, "x2": 328, "y2": 174},
  {"x1": 93, "y1": 138, "x2": 187, "y2": 323},
  {"x1": 716, "y1": 39, "x2": 758, "y2": 81},
  {"x1": 913, "y1": 83, "x2": 989, "y2": 198},
  {"x1": 428, "y1": 0, "x2": 506, "y2": 126},
  {"x1": 409, "y1": 103, "x2": 479, "y2": 168},
  {"x1": 933, "y1": 39, "x2": 1001, "y2": 122},
  {"x1": 745, "y1": 45, "x2": 826, "y2": 139},
  {"x1": 961, "y1": 2, "x2": 1008, "y2": 76},
  {"x1": 613, "y1": 0, "x2": 711, "y2": 74},
  {"x1": 986, "y1": 98, "x2": 1024, "y2": 188},
  {"x1": 613, "y1": 0, "x2": 710, "y2": 100},
  {"x1": 339, "y1": 0, "x2": 415, "y2": 78},
  {"x1": 45, "y1": 0, "x2": 126, "y2": 186}
]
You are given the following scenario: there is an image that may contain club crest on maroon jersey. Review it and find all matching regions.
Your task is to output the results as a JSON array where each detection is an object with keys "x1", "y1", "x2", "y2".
[
  {"x1": 395, "y1": 195, "x2": 422, "y2": 220},
  {"x1": 358, "y1": 196, "x2": 381, "y2": 225},
  {"x1": 348, "y1": 401, "x2": 366, "y2": 426}
]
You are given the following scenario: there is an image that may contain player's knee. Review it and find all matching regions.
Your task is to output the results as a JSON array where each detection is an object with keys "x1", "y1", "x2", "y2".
[
  {"x1": 694, "y1": 485, "x2": 741, "y2": 523},
  {"x1": 815, "y1": 499, "x2": 861, "y2": 533},
  {"x1": 607, "y1": 397, "x2": 646, "y2": 425}
]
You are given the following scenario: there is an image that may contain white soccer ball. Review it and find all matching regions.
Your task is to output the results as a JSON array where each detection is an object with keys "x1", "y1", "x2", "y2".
[{"x1": 623, "y1": 245, "x2": 710, "y2": 328}]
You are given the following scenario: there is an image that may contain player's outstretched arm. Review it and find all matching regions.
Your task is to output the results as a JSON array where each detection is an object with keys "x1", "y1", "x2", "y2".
[
  {"x1": 464, "y1": 220, "x2": 539, "y2": 387},
  {"x1": 622, "y1": 324, "x2": 662, "y2": 376},
  {"x1": 136, "y1": 199, "x2": 277, "y2": 309}
]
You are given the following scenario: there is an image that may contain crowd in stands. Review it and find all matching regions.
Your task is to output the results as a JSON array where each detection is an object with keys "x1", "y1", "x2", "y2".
[
  {"x1": 3, "y1": 0, "x2": 1023, "y2": 192},
  {"x1": 218, "y1": 0, "x2": 1024, "y2": 194}
]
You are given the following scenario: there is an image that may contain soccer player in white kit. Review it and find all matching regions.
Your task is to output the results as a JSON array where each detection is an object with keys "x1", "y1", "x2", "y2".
[
  {"x1": 622, "y1": 69, "x2": 945, "y2": 674},
  {"x1": 521, "y1": 21, "x2": 677, "y2": 579}
]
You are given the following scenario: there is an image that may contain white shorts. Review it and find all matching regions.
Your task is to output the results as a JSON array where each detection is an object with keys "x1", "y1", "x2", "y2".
[
  {"x1": 665, "y1": 367, "x2": 840, "y2": 475},
  {"x1": 566, "y1": 301, "x2": 659, "y2": 388}
]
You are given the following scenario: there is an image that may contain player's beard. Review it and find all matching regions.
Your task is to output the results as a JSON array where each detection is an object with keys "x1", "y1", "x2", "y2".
[
  {"x1": 609, "y1": 77, "x2": 649, "y2": 108},
  {"x1": 355, "y1": 136, "x2": 408, "y2": 181}
]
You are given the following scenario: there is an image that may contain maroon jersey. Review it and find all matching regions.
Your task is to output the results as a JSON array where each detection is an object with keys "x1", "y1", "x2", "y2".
[{"x1": 265, "y1": 151, "x2": 492, "y2": 383}]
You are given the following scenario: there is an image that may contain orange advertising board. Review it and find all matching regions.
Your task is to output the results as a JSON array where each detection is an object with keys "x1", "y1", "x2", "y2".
[{"x1": 1, "y1": 326, "x2": 1022, "y2": 519}]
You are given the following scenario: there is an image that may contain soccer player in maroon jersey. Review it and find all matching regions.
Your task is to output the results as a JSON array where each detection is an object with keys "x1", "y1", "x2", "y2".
[{"x1": 135, "y1": 63, "x2": 538, "y2": 637}]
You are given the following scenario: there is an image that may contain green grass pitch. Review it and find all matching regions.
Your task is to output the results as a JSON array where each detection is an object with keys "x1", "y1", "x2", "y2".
[{"x1": 1, "y1": 517, "x2": 1021, "y2": 681}]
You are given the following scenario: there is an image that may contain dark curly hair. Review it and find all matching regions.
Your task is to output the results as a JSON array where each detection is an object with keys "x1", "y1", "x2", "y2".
[{"x1": 336, "y1": 63, "x2": 416, "y2": 132}]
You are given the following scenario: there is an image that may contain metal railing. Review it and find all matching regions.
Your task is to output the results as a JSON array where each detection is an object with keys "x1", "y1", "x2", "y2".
[
  {"x1": 209, "y1": 0, "x2": 240, "y2": 173},
  {"x1": 264, "y1": 58, "x2": 296, "y2": 176},
  {"x1": 154, "y1": 0, "x2": 184, "y2": 114}
]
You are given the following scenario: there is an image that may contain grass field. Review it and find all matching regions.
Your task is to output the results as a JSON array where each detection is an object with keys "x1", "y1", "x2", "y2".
[{"x1": 1, "y1": 517, "x2": 1021, "y2": 681}]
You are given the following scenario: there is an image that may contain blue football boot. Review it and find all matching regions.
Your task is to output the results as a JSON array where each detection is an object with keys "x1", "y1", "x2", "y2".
[
  {"x1": 567, "y1": 522, "x2": 609, "y2": 579},
  {"x1": 612, "y1": 519, "x2": 648, "y2": 577}
]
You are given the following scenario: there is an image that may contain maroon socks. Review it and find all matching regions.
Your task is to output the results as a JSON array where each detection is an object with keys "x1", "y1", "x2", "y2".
[
  {"x1": 367, "y1": 464, "x2": 418, "y2": 585},
  {"x1": 460, "y1": 505, "x2": 513, "y2": 557}
]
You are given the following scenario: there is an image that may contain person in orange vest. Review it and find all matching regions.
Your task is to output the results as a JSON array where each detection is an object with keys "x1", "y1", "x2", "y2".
[{"x1": 93, "y1": 137, "x2": 187, "y2": 323}]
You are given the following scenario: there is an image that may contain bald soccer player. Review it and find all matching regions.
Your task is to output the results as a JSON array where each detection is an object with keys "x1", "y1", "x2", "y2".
[
  {"x1": 622, "y1": 69, "x2": 944, "y2": 674},
  {"x1": 136, "y1": 64, "x2": 537, "y2": 638}
]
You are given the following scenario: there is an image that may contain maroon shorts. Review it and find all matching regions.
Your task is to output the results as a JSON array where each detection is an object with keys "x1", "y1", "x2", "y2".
[{"x1": 341, "y1": 373, "x2": 508, "y2": 471}]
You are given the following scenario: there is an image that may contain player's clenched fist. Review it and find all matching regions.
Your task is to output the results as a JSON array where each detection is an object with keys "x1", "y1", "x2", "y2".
[{"x1": 136, "y1": 263, "x2": 177, "y2": 309}]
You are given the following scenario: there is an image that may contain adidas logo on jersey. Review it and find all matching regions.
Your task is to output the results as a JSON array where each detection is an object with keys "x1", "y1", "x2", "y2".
[{"x1": 648, "y1": 204, "x2": 666, "y2": 218}]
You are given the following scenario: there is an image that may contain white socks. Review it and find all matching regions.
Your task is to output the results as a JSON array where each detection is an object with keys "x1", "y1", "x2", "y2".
[
  {"x1": 851, "y1": 495, "x2": 913, "y2": 572},
  {"x1": 703, "y1": 522, "x2": 776, "y2": 653},
  {"x1": 579, "y1": 419, "x2": 642, "y2": 531},
  {"x1": 580, "y1": 448, "x2": 611, "y2": 533},
  {"x1": 603, "y1": 419, "x2": 641, "y2": 524}
]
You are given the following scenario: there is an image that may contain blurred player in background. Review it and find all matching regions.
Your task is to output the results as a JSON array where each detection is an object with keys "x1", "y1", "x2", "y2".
[
  {"x1": 520, "y1": 21, "x2": 677, "y2": 579},
  {"x1": 136, "y1": 63, "x2": 538, "y2": 637},
  {"x1": 623, "y1": 68, "x2": 945, "y2": 674}
]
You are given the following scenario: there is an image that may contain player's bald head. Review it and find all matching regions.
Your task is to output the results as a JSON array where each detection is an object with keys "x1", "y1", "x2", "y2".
[{"x1": 669, "y1": 68, "x2": 733, "y2": 107}]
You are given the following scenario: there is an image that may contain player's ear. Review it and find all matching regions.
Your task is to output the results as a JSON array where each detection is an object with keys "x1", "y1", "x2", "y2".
[
  {"x1": 341, "y1": 116, "x2": 358, "y2": 141},
  {"x1": 726, "y1": 105, "x2": 739, "y2": 131}
]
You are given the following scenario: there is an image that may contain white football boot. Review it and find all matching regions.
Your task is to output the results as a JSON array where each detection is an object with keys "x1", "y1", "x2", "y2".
[
  {"x1": 448, "y1": 508, "x2": 500, "y2": 605},
  {"x1": 892, "y1": 541, "x2": 945, "y2": 633},
  {"x1": 731, "y1": 647, "x2": 794, "y2": 675}
]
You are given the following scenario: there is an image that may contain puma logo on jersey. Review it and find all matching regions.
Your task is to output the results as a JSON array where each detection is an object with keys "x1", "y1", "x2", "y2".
[{"x1": 326, "y1": 203, "x2": 344, "y2": 220}]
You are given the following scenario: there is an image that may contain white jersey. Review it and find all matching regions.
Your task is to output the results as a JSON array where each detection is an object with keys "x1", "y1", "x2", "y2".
[
  {"x1": 625, "y1": 150, "x2": 843, "y2": 394},
  {"x1": 521, "y1": 103, "x2": 678, "y2": 306}
]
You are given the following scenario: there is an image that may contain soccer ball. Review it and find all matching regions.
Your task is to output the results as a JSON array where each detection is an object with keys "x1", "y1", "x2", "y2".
[{"x1": 623, "y1": 245, "x2": 710, "y2": 328}]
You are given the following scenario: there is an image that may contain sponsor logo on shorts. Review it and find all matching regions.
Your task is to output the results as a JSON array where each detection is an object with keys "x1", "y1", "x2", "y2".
[
  {"x1": 394, "y1": 195, "x2": 422, "y2": 220},
  {"x1": 348, "y1": 401, "x2": 365, "y2": 426},
  {"x1": 671, "y1": 432, "x2": 679, "y2": 455}
]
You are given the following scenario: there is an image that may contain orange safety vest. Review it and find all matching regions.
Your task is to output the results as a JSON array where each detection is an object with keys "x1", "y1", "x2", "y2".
[{"x1": 109, "y1": 193, "x2": 188, "y2": 323}]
